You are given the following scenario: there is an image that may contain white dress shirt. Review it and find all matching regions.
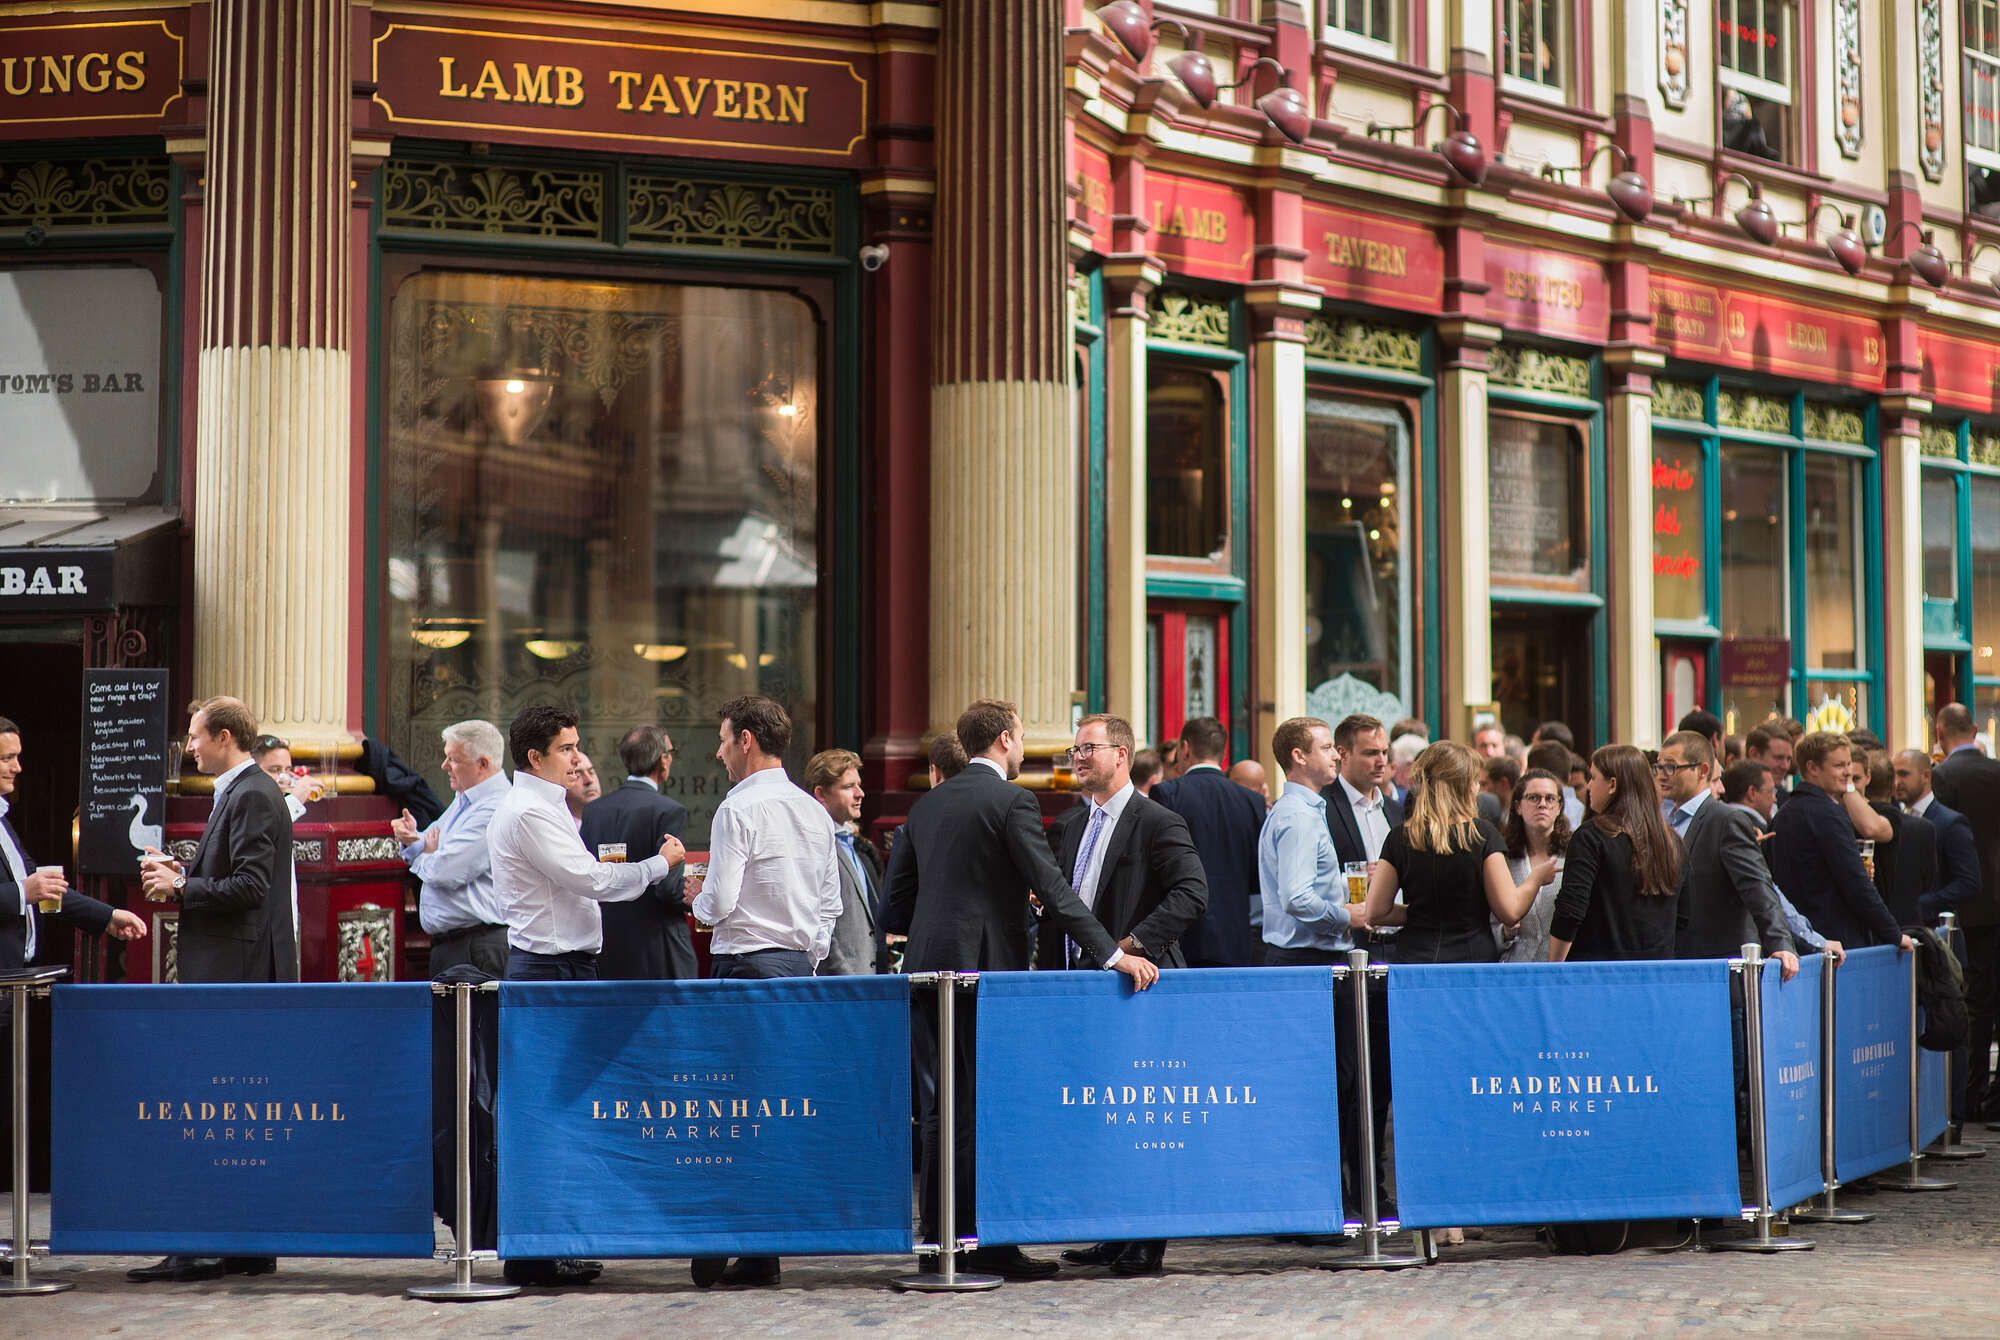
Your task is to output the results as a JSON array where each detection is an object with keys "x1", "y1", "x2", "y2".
[
  {"x1": 489, "y1": 769, "x2": 670, "y2": 955},
  {"x1": 1072, "y1": 782, "x2": 1136, "y2": 913},
  {"x1": 0, "y1": 795, "x2": 37, "y2": 959},
  {"x1": 1338, "y1": 775, "x2": 1393, "y2": 861},
  {"x1": 209, "y1": 756, "x2": 256, "y2": 807},
  {"x1": 692, "y1": 766, "x2": 843, "y2": 963},
  {"x1": 403, "y1": 770, "x2": 511, "y2": 934},
  {"x1": 1910, "y1": 791, "x2": 1936, "y2": 819}
]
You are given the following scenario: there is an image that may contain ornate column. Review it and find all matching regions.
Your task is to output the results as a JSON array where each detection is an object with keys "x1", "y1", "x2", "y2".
[
  {"x1": 1100, "y1": 256, "x2": 1158, "y2": 737},
  {"x1": 191, "y1": 0, "x2": 351, "y2": 738},
  {"x1": 1879, "y1": 397, "x2": 1929, "y2": 746},
  {"x1": 1604, "y1": 357, "x2": 1661, "y2": 746},
  {"x1": 929, "y1": 0, "x2": 1075, "y2": 750},
  {"x1": 1437, "y1": 319, "x2": 1501, "y2": 737}
]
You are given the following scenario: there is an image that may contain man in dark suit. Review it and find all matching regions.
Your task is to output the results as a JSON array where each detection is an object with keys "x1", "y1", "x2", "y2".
[
  {"x1": 882, "y1": 699, "x2": 1157, "y2": 1281},
  {"x1": 807, "y1": 748, "x2": 888, "y2": 976},
  {"x1": 1856, "y1": 748, "x2": 1935, "y2": 927},
  {"x1": 1042, "y1": 713, "x2": 1205, "y2": 1277},
  {"x1": 1660, "y1": 732, "x2": 1795, "y2": 967},
  {"x1": 132, "y1": 695, "x2": 296, "y2": 1284},
  {"x1": 581, "y1": 725, "x2": 694, "y2": 980},
  {"x1": 1895, "y1": 749, "x2": 1982, "y2": 921},
  {"x1": 1324, "y1": 714, "x2": 1405, "y2": 971},
  {"x1": 1769, "y1": 732, "x2": 1911, "y2": 954},
  {"x1": 1930, "y1": 702, "x2": 2000, "y2": 1116},
  {"x1": 1150, "y1": 716, "x2": 1265, "y2": 967}
]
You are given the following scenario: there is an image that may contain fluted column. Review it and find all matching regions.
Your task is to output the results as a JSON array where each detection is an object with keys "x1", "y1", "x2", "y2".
[
  {"x1": 192, "y1": 0, "x2": 350, "y2": 737},
  {"x1": 1879, "y1": 398, "x2": 1930, "y2": 747},
  {"x1": 1438, "y1": 321, "x2": 1501, "y2": 737},
  {"x1": 1605, "y1": 363, "x2": 1660, "y2": 747},
  {"x1": 929, "y1": 0, "x2": 1074, "y2": 750}
]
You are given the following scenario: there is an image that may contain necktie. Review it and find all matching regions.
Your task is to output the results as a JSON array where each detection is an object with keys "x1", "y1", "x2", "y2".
[
  {"x1": 836, "y1": 831, "x2": 877, "y2": 921},
  {"x1": 1067, "y1": 806, "x2": 1111, "y2": 968},
  {"x1": 1671, "y1": 805, "x2": 1692, "y2": 834}
]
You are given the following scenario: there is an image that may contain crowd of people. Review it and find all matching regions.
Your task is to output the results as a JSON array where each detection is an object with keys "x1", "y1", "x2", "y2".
[{"x1": 4, "y1": 689, "x2": 1994, "y2": 1288}]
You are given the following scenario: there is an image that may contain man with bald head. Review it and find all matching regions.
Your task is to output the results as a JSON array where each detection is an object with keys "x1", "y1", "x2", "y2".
[{"x1": 1228, "y1": 758, "x2": 1268, "y2": 798}]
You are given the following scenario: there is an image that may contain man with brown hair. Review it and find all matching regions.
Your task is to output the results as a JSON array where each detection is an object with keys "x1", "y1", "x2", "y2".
[
  {"x1": 1770, "y1": 732, "x2": 1910, "y2": 953},
  {"x1": 806, "y1": 746, "x2": 885, "y2": 976}
]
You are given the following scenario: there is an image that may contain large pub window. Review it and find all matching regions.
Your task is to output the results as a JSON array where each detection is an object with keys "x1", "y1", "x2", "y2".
[
  {"x1": 1500, "y1": 0, "x2": 1567, "y2": 100},
  {"x1": 1325, "y1": 0, "x2": 1396, "y2": 57},
  {"x1": 1717, "y1": 0, "x2": 1794, "y2": 162}
]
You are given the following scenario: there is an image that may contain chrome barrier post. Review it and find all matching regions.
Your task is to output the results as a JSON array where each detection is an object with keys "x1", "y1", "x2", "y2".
[
  {"x1": 1875, "y1": 941, "x2": 1956, "y2": 1192},
  {"x1": 893, "y1": 972, "x2": 999, "y2": 1293},
  {"x1": 1325, "y1": 953, "x2": 1424, "y2": 1271},
  {"x1": 1792, "y1": 950, "x2": 1874, "y2": 1224},
  {"x1": 0, "y1": 967, "x2": 70, "y2": 1297},
  {"x1": 407, "y1": 981, "x2": 517, "y2": 1302},
  {"x1": 1711, "y1": 946, "x2": 1813, "y2": 1253},
  {"x1": 1928, "y1": 914, "x2": 1983, "y2": 1161}
]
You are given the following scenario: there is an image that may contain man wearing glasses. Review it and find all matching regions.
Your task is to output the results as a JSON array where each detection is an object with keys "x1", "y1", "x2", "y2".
[
  {"x1": 580, "y1": 725, "x2": 694, "y2": 980},
  {"x1": 1658, "y1": 731, "x2": 1797, "y2": 976}
]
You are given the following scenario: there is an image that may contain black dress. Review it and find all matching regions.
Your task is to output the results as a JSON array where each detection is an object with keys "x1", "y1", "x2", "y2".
[
  {"x1": 1550, "y1": 822, "x2": 1677, "y2": 961},
  {"x1": 1382, "y1": 818, "x2": 1507, "y2": 964}
]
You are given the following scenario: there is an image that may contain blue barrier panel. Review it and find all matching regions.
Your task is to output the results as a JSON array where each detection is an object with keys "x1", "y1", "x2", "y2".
[
  {"x1": 973, "y1": 967, "x2": 1341, "y2": 1246},
  {"x1": 1919, "y1": 1044, "x2": 1948, "y2": 1149},
  {"x1": 1760, "y1": 955, "x2": 1824, "y2": 1211},
  {"x1": 1833, "y1": 945, "x2": 1912, "y2": 1182},
  {"x1": 50, "y1": 983, "x2": 435, "y2": 1257},
  {"x1": 1388, "y1": 961, "x2": 1740, "y2": 1228},
  {"x1": 496, "y1": 976, "x2": 911, "y2": 1259}
]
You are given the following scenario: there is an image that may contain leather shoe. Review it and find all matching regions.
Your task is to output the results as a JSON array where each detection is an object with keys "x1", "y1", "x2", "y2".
[
  {"x1": 127, "y1": 1256, "x2": 189, "y2": 1282},
  {"x1": 1108, "y1": 1241, "x2": 1165, "y2": 1277},
  {"x1": 223, "y1": 1257, "x2": 277, "y2": 1277},
  {"x1": 503, "y1": 1258, "x2": 601, "y2": 1287},
  {"x1": 1058, "y1": 1242, "x2": 1122, "y2": 1268},
  {"x1": 690, "y1": 1256, "x2": 729, "y2": 1289},
  {"x1": 718, "y1": 1256, "x2": 779, "y2": 1287},
  {"x1": 965, "y1": 1246, "x2": 1059, "y2": 1280},
  {"x1": 170, "y1": 1258, "x2": 226, "y2": 1282}
]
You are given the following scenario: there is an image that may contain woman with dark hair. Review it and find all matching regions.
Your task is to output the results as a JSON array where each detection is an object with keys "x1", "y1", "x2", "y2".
[
  {"x1": 1548, "y1": 744, "x2": 1682, "y2": 962},
  {"x1": 1496, "y1": 768, "x2": 1569, "y2": 962},
  {"x1": 1363, "y1": 740, "x2": 1554, "y2": 964}
]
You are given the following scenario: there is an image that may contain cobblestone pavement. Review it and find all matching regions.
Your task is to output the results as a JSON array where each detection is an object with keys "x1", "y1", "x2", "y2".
[{"x1": 8, "y1": 1131, "x2": 2000, "y2": 1338}]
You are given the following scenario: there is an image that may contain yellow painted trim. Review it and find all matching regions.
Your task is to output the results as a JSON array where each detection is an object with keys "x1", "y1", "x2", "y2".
[{"x1": 0, "y1": 17, "x2": 183, "y2": 127}]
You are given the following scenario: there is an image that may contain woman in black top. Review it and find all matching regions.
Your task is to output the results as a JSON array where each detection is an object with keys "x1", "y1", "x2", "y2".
[
  {"x1": 1549, "y1": 744, "x2": 1681, "y2": 962},
  {"x1": 1365, "y1": 740, "x2": 1554, "y2": 963}
]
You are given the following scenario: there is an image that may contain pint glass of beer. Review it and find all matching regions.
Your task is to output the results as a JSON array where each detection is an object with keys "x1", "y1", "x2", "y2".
[
  {"x1": 597, "y1": 843, "x2": 628, "y2": 864},
  {"x1": 1344, "y1": 861, "x2": 1369, "y2": 905},
  {"x1": 35, "y1": 866, "x2": 63, "y2": 913}
]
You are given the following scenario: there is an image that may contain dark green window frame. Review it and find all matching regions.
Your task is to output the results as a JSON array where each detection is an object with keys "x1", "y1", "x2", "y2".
[{"x1": 1918, "y1": 417, "x2": 2000, "y2": 714}]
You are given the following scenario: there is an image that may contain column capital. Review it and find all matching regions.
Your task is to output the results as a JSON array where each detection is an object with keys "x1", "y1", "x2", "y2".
[
  {"x1": 1100, "y1": 255, "x2": 1165, "y2": 316},
  {"x1": 1878, "y1": 394, "x2": 1935, "y2": 437},
  {"x1": 1438, "y1": 318, "x2": 1503, "y2": 369},
  {"x1": 1244, "y1": 280, "x2": 1322, "y2": 342}
]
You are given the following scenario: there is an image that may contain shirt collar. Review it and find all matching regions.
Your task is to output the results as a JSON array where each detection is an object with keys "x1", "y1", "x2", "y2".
[
  {"x1": 1090, "y1": 781, "x2": 1137, "y2": 823},
  {"x1": 969, "y1": 756, "x2": 1008, "y2": 779},
  {"x1": 0, "y1": 795, "x2": 9, "y2": 822},
  {"x1": 1677, "y1": 787, "x2": 1711, "y2": 822},
  {"x1": 211, "y1": 757, "x2": 256, "y2": 801},
  {"x1": 1911, "y1": 791, "x2": 1936, "y2": 817},
  {"x1": 463, "y1": 770, "x2": 511, "y2": 804},
  {"x1": 1183, "y1": 762, "x2": 1223, "y2": 775},
  {"x1": 1338, "y1": 774, "x2": 1381, "y2": 809},
  {"x1": 1281, "y1": 779, "x2": 1328, "y2": 809},
  {"x1": 727, "y1": 765, "x2": 793, "y2": 797},
  {"x1": 624, "y1": 775, "x2": 658, "y2": 791},
  {"x1": 1950, "y1": 742, "x2": 1981, "y2": 756},
  {"x1": 513, "y1": 769, "x2": 569, "y2": 807}
]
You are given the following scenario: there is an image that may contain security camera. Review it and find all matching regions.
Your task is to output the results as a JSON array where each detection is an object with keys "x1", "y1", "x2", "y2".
[{"x1": 859, "y1": 243, "x2": 891, "y2": 272}]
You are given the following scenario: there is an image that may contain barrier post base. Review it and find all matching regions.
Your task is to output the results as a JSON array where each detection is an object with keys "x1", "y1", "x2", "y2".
[
  {"x1": 1791, "y1": 1200, "x2": 1875, "y2": 1224},
  {"x1": 0, "y1": 1278, "x2": 74, "y2": 1296},
  {"x1": 1928, "y1": 1141, "x2": 1986, "y2": 1161},
  {"x1": 1707, "y1": 1215, "x2": 1814, "y2": 1254},
  {"x1": 1323, "y1": 1226, "x2": 1426, "y2": 1271},
  {"x1": 405, "y1": 1280, "x2": 521, "y2": 1303},
  {"x1": 890, "y1": 1272, "x2": 1003, "y2": 1294},
  {"x1": 1873, "y1": 1163, "x2": 1957, "y2": 1192}
]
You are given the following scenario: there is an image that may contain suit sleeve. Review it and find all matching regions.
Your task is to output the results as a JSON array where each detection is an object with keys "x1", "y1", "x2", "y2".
[
  {"x1": 51, "y1": 889, "x2": 117, "y2": 936},
  {"x1": 1129, "y1": 809, "x2": 1209, "y2": 955},
  {"x1": 881, "y1": 822, "x2": 917, "y2": 935},
  {"x1": 1924, "y1": 815, "x2": 1983, "y2": 919},
  {"x1": 1820, "y1": 801, "x2": 1902, "y2": 944},
  {"x1": 1005, "y1": 791, "x2": 1120, "y2": 965},
  {"x1": 650, "y1": 801, "x2": 689, "y2": 912},
  {"x1": 180, "y1": 792, "x2": 278, "y2": 912},
  {"x1": 1717, "y1": 805, "x2": 1794, "y2": 956}
]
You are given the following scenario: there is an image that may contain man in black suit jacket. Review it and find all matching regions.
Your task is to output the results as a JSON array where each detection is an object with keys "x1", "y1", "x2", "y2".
[
  {"x1": 1659, "y1": 732, "x2": 1794, "y2": 965},
  {"x1": 1895, "y1": 749, "x2": 1982, "y2": 921},
  {"x1": 1150, "y1": 716, "x2": 1265, "y2": 967},
  {"x1": 581, "y1": 726, "x2": 694, "y2": 980},
  {"x1": 1769, "y1": 732, "x2": 1911, "y2": 954},
  {"x1": 1931, "y1": 703, "x2": 2000, "y2": 1115},
  {"x1": 1041, "y1": 714, "x2": 1205, "y2": 1277},
  {"x1": 882, "y1": 699, "x2": 1156, "y2": 1281},
  {"x1": 133, "y1": 695, "x2": 295, "y2": 1284},
  {"x1": 1856, "y1": 749, "x2": 1935, "y2": 927},
  {"x1": 1323, "y1": 714, "x2": 1405, "y2": 968}
]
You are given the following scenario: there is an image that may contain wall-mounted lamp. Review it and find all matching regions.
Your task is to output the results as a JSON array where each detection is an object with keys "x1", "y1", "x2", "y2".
[
  {"x1": 1728, "y1": 176, "x2": 1780, "y2": 246},
  {"x1": 1804, "y1": 203, "x2": 1866, "y2": 276},
  {"x1": 1882, "y1": 219, "x2": 1951, "y2": 289},
  {"x1": 1092, "y1": 5, "x2": 1312, "y2": 146},
  {"x1": 1538, "y1": 143, "x2": 1652, "y2": 223},
  {"x1": 1367, "y1": 102, "x2": 1485, "y2": 187}
]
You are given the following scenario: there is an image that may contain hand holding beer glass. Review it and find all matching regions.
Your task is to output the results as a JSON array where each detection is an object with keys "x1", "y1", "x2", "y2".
[
  {"x1": 23, "y1": 865, "x2": 66, "y2": 913},
  {"x1": 1343, "y1": 861, "x2": 1369, "y2": 906},
  {"x1": 139, "y1": 846, "x2": 183, "y2": 902}
]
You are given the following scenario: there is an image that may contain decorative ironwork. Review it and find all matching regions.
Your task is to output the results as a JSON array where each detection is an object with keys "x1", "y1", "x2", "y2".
[
  {"x1": 626, "y1": 176, "x2": 835, "y2": 253},
  {"x1": 152, "y1": 911, "x2": 178, "y2": 984},
  {"x1": 1488, "y1": 345, "x2": 1591, "y2": 397},
  {"x1": 1803, "y1": 400, "x2": 1866, "y2": 445},
  {"x1": 168, "y1": 839, "x2": 198, "y2": 864},
  {"x1": 293, "y1": 839, "x2": 324, "y2": 865},
  {"x1": 337, "y1": 836, "x2": 401, "y2": 863},
  {"x1": 337, "y1": 903, "x2": 396, "y2": 982},
  {"x1": 1833, "y1": 0, "x2": 1863, "y2": 158},
  {"x1": 1920, "y1": 421, "x2": 1959, "y2": 458},
  {"x1": 1717, "y1": 390, "x2": 1790, "y2": 435},
  {"x1": 1302, "y1": 317, "x2": 1421, "y2": 372},
  {"x1": 1149, "y1": 290, "x2": 1232, "y2": 347},
  {"x1": 1919, "y1": 0, "x2": 1946, "y2": 181},
  {"x1": 1652, "y1": 378, "x2": 1706, "y2": 422},
  {"x1": 1974, "y1": 430, "x2": 2000, "y2": 468},
  {"x1": 1657, "y1": 0, "x2": 1689, "y2": 110},
  {"x1": 0, "y1": 157, "x2": 171, "y2": 233},
  {"x1": 381, "y1": 160, "x2": 604, "y2": 239}
]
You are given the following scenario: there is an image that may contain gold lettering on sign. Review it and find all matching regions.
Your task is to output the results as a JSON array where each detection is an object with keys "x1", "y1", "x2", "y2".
[
  {"x1": 1503, "y1": 268, "x2": 1585, "y2": 310},
  {"x1": 1785, "y1": 320, "x2": 1827, "y2": 354},
  {"x1": 1151, "y1": 201, "x2": 1229, "y2": 243},
  {"x1": 0, "y1": 51, "x2": 148, "y2": 97},
  {"x1": 437, "y1": 56, "x2": 584, "y2": 107},
  {"x1": 1074, "y1": 172, "x2": 1109, "y2": 218},
  {"x1": 1323, "y1": 231, "x2": 1409, "y2": 277}
]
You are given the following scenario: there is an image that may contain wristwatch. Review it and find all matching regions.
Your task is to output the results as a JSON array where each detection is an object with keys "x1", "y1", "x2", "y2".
[{"x1": 172, "y1": 872, "x2": 187, "y2": 892}]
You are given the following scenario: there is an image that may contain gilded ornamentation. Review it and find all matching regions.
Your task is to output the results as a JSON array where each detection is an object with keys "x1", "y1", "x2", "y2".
[
  {"x1": 1652, "y1": 379, "x2": 1706, "y2": 422},
  {"x1": 336, "y1": 836, "x2": 401, "y2": 863},
  {"x1": 152, "y1": 911, "x2": 179, "y2": 985},
  {"x1": 1919, "y1": 0, "x2": 1946, "y2": 181},
  {"x1": 0, "y1": 157, "x2": 171, "y2": 233},
  {"x1": 337, "y1": 903, "x2": 396, "y2": 982},
  {"x1": 1973, "y1": 431, "x2": 2000, "y2": 468},
  {"x1": 293, "y1": 839, "x2": 325, "y2": 865},
  {"x1": 1833, "y1": 0, "x2": 1863, "y2": 159},
  {"x1": 168, "y1": 839, "x2": 198, "y2": 865},
  {"x1": 1302, "y1": 317, "x2": 1421, "y2": 372},
  {"x1": 1069, "y1": 269, "x2": 1092, "y2": 327},
  {"x1": 1149, "y1": 290, "x2": 1232, "y2": 347},
  {"x1": 1657, "y1": 0, "x2": 1689, "y2": 110},
  {"x1": 627, "y1": 176, "x2": 834, "y2": 253},
  {"x1": 1717, "y1": 390, "x2": 1790, "y2": 435},
  {"x1": 1920, "y1": 421, "x2": 1958, "y2": 458},
  {"x1": 381, "y1": 160, "x2": 604, "y2": 239},
  {"x1": 1803, "y1": 401, "x2": 1866, "y2": 445},
  {"x1": 1488, "y1": 345, "x2": 1591, "y2": 398}
]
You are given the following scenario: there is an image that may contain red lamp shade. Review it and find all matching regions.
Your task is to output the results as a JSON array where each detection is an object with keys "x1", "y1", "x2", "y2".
[
  {"x1": 1910, "y1": 233, "x2": 1951, "y2": 289},
  {"x1": 1439, "y1": 130, "x2": 1486, "y2": 187},
  {"x1": 1825, "y1": 222, "x2": 1866, "y2": 277},
  {"x1": 1257, "y1": 85, "x2": 1311, "y2": 145},
  {"x1": 1607, "y1": 171, "x2": 1653, "y2": 223},
  {"x1": 1167, "y1": 49, "x2": 1218, "y2": 108},
  {"x1": 1734, "y1": 188, "x2": 1779, "y2": 246},
  {"x1": 1095, "y1": 1, "x2": 1153, "y2": 64}
]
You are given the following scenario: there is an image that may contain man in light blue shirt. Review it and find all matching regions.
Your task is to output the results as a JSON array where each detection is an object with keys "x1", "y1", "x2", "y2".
[
  {"x1": 391, "y1": 719, "x2": 513, "y2": 977},
  {"x1": 1260, "y1": 717, "x2": 1371, "y2": 964}
]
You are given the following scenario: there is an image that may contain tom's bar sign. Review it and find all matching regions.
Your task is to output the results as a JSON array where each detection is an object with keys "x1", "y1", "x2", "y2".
[{"x1": 371, "y1": 23, "x2": 868, "y2": 161}]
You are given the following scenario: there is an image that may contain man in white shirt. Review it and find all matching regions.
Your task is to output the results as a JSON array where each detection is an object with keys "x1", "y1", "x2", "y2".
[
  {"x1": 390, "y1": 720, "x2": 512, "y2": 978},
  {"x1": 688, "y1": 694, "x2": 840, "y2": 1290}
]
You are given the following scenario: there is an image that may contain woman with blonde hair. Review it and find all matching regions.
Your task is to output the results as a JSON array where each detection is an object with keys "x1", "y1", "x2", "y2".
[
  {"x1": 1363, "y1": 739, "x2": 1556, "y2": 965},
  {"x1": 1548, "y1": 744, "x2": 1682, "y2": 962}
]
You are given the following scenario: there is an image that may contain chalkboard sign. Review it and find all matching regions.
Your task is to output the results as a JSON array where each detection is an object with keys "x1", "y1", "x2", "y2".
[{"x1": 79, "y1": 669, "x2": 170, "y2": 876}]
